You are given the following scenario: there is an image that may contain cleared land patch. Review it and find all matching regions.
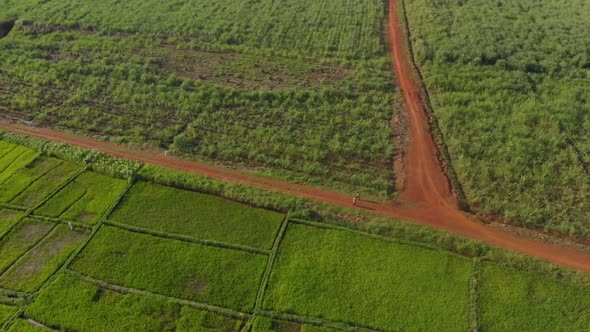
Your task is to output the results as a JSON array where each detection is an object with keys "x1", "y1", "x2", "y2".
[
  {"x1": 264, "y1": 222, "x2": 472, "y2": 331},
  {"x1": 0, "y1": 218, "x2": 54, "y2": 274},
  {"x1": 69, "y1": 226, "x2": 267, "y2": 311},
  {"x1": 0, "y1": 156, "x2": 79, "y2": 207},
  {"x1": 252, "y1": 316, "x2": 337, "y2": 332},
  {"x1": 25, "y1": 273, "x2": 245, "y2": 331},
  {"x1": 0, "y1": 224, "x2": 87, "y2": 293},
  {"x1": 478, "y1": 262, "x2": 590, "y2": 331},
  {"x1": 34, "y1": 171, "x2": 127, "y2": 225},
  {"x1": 109, "y1": 181, "x2": 284, "y2": 249}
]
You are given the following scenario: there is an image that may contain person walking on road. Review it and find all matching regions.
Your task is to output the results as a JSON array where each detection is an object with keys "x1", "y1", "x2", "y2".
[{"x1": 353, "y1": 196, "x2": 358, "y2": 205}]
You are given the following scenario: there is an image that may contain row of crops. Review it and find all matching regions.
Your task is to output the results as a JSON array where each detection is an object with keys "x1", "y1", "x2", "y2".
[
  {"x1": 0, "y1": 0, "x2": 398, "y2": 198},
  {"x1": 402, "y1": 0, "x2": 590, "y2": 237},
  {"x1": 1, "y1": 139, "x2": 589, "y2": 331}
]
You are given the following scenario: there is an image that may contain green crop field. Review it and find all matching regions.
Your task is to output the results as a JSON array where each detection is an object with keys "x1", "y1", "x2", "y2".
[
  {"x1": 34, "y1": 171, "x2": 127, "y2": 225},
  {"x1": 0, "y1": 218, "x2": 54, "y2": 274},
  {"x1": 109, "y1": 181, "x2": 284, "y2": 249},
  {"x1": 0, "y1": 224, "x2": 86, "y2": 293},
  {"x1": 0, "y1": 156, "x2": 79, "y2": 207},
  {"x1": 264, "y1": 222, "x2": 472, "y2": 331},
  {"x1": 24, "y1": 274, "x2": 245, "y2": 332},
  {"x1": 0, "y1": 209, "x2": 23, "y2": 237},
  {"x1": 0, "y1": 145, "x2": 38, "y2": 183},
  {"x1": 402, "y1": 0, "x2": 590, "y2": 237},
  {"x1": 69, "y1": 226, "x2": 267, "y2": 311},
  {"x1": 478, "y1": 262, "x2": 590, "y2": 331},
  {"x1": 0, "y1": 0, "x2": 398, "y2": 197}
]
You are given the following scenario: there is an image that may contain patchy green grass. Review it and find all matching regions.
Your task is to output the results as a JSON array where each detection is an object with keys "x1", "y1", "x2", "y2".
[
  {"x1": 0, "y1": 218, "x2": 54, "y2": 274},
  {"x1": 70, "y1": 226, "x2": 267, "y2": 311},
  {"x1": 35, "y1": 171, "x2": 127, "y2": 225},
  {"x1": 0, "y1": 146, "x2": 39, "y2": 183},
  {"x1": 0, "y1": 209, "x2": 23, "y2": 236},
  {"x1": 5, "y1": 159, "x2": 79, "y2": 208},
  {"x1": 0, "y1": 304, "x2": 17, "y2": 325},
  {"x1": 478, "y1": 262, "x2": 590, "y2": 331},
  {"x1": 0, "y1": 156, "x2": 65, "y2": 204},
  {"x1": 0, "y1": 224, "x2": 87, "y2": 293},
  {"x1": 251, "y1": 316, "x2": 337, "y2": 332},
  {"x1": 25, "y1": 273, "x2": 244, "y2": 331},
  {"x1": 109, "y1": 182, "x2": 284, "y2": 249},
  {"x1": 264, "y1": 223, "x2": 472, "y2": 331},
  {"x1": 7, "y1": 319, "x2": 48, "y2": 331}
]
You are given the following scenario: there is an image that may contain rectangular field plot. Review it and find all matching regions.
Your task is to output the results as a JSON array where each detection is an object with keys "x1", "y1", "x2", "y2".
[
  {"x1": 34, "y1": 171, "x2": 127, "y2": 225},
  {"x1": 0, "y1": 224, "x2": 87, "y2": 293},
  {"x1": 0, "y1": 157, "x2": 79, "y2": 208},
  {"x1": 70, "y1": 226, "x2": 267, "y2": 311},
  {"x1": 0, "y1": 209, "x2": 24, "y2": 236},
  {"x1": 109, "y1": 182, "x2": 284, "y2": 249},
  {"x1": 0, "y1": 145, "x2": 39, "y2": 183},
  {"x1": 25, "y1": 274, "x2": 245, "y2": 332},
  {"x1": 0, "y1": 218, "x2": 54, "y2": 274},
  {"x1": 478, "y1": 262, "x2": 590, "y2": 331},
  {"x1": 263, "y1": 223, "x2": 472, "y2": 331}
]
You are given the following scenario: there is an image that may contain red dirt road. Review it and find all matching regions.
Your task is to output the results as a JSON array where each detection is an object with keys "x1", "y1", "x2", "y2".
[{"x1": 1, "y1": 0, "x2": 589, "y2": 273}]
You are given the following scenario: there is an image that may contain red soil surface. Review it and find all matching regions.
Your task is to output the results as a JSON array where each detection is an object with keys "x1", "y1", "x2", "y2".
[{"x1": 1, "y1": 0, "x2": 589, "y2": 273}]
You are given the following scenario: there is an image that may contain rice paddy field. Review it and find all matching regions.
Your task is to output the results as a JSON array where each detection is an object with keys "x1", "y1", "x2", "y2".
[
  {"x1": 1, "y1": 138, "x2": 590, "y2": 331},
  {"x1": 0, "y1": 0, "x2": 399, "y2": 198}
]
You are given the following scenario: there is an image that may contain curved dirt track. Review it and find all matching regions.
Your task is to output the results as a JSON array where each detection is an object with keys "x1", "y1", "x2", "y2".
[{"x1": 1, "y1": 0, "x2": 590, "y2": 273}]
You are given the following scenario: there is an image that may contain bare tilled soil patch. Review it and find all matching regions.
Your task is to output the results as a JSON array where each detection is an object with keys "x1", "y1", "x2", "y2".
[{"x1": 150, "y1": 45, "x2": 353, "y2": 91}]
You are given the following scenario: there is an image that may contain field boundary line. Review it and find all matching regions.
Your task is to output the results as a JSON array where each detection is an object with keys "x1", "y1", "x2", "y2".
[
  {"x1": 469, "y1": 258, "x2": 481, "y2": 332},
  {"x1": 65, "y1": 269, "x2": 252, "y2": 322},
  {"x1": 255, "y1": 310, "x2": 383, "y2": 332},
  {"x1": 0, "y1": 167, "x2": 85, "y2": 242},
  {"x1": 104, "y1": 220, "x2": 270, "y2": 255},
  {"x1": 1, "y1": 177, "x2": 134, "y2": 331},
  {"x1": 27, "y1": 214, "x2": 93, "y2": 231},
  {"x1": 0, "y1": 145, "x2": 18, "y2": 160},
  {"x1": 0, "y1": 222, "x2": 59, "y2": 278},
  {"x1": 0, "y1": 149, "x2": 39, "y2": 176},
  {"x1": 0, "y1": 203, "x2": 27, "y2": 211},
  {"x1": 242, "y1": 214, "x2": 291, "y2": 331}
]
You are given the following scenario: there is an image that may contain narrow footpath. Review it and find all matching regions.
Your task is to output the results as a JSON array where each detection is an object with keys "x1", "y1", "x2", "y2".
[{"x1": 1, "y1": 0, "x2": 589, "y2": 273}]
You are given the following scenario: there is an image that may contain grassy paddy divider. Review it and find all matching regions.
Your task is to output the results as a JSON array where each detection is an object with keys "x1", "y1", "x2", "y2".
[
  {"x1": 242, "y1": 214, "x2": 291, "y2": 331},
  {"x1": 27, "y1": 215, "x2": 94, "y2": 231},
  {"x1": 103, "y1": 220, "x2": 270, "y2": 256},
  {"x1": 469, "y1": 258, "x2": 481, "y2": 332},
  {"x1": 1, "y1": 178, "x2": 134, "y2": 331},
  {"x1": 0, "y1": 204, "x2": 26, "y2": 212}
]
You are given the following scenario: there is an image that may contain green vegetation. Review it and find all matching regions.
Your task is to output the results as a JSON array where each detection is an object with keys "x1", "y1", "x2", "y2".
[
  {"x1": 0, "y1": 145, "x2": 38, "y2": 183},
  {"x1": 35, "y1": 171, "x2": 127, "y2": 225},
  {"x1": 110, "y1": 181, "x2": 283, "y2": 249},
  {"x1": 264, "y1": 223, "x2": 472, "y2": 331},
  {"x1": 0, "y1": 156, "x2": 79, "y2": 207},
  {"x1": 0, "y1": 218, "x2": 54, "y2": 273},
  {"x1": 0, "y1": 304, "x2": 17, "y2": 325},
  {"x1": 25, "y1": 274, "x2": 244, "y2": 331},
  {"x1": 70, "y1": 226, "x2": 267, "y2": 311},
  {"x1": 0, "y1": 0, "x2": 397, "y2": 197},
  {"x1": 0, "y1": 209, "x2": 23, "y2": 236},
  {"x1": 0, "y1": 224, "x2": 87, "y2": 293},
  {"x1": 478, "y1": 262, "x2": 590, "y2": 331},
  {"x1": 403, "y1": 0, "x2": 590, "y2": 237},
  {"x1": 7, "y1": 319, "x2": 47, "y2": 331}
]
